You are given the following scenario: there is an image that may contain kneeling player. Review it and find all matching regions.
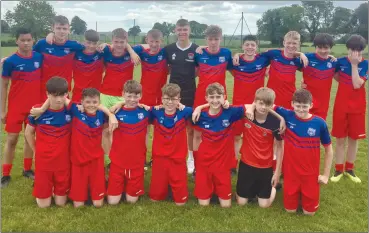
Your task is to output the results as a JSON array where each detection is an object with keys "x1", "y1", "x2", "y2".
[{"x1": 237, "y1": 87, "x2": 283, "y2": 208}]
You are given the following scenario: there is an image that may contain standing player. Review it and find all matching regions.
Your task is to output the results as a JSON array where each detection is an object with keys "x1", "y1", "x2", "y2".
[
  {"x1": 164, "y1": 19, "x2": 199, "y2": 174},
  {"x1": 300, "y1": 33, "x2": 337, "y2": 120},
  {"x1": 330, "y1": 35, "x2": 368, "y2": 183},
  {"x1": 1, "y1": 28, "x2": 43, "y2": 187}
]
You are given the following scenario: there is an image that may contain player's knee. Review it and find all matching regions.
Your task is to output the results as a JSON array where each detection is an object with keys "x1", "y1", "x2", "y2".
[
  {"x1": 198, "y1": 199, "x2": 210, "y2": 206},
  {"x1": 73, "y1": 201, "x2": 85, "y2": 208},
  {"x1": 258, "y1": 200, "x2": 271, "y2": 208},
  {"x1": 93, "y1": 199, "x2": 104, "y2": 208},
  {"x1": 285, "y1": 208, "x2": 297, "y2": 213},
  {"x1": 219, "y1": 199, "x2": 231, "y2": 208},
  {"x1": 54, "y1": 196, "x2": 67, "y2": 207},
  {"x1": 36, "y1": 198, "x2": 52, "y2": 208},
  {"x1": 126, "y1": 194, "x2": 139, "y2": 204},
  {"x1": 336, "y1": 138, "x2": 346, "y2": 147},
  {"x1": 6, "y1": 134, "x2": 19, "y2": 147},
  {"x1": 303, "y1": 209, "x2": 316, "y2": 216},
  {"x1": 107, "y1": 195, "x2": 121, "y2": 205},
  {"x1": 175, "y1": 202, "x2": 186, "y2": 206},
  {"x1": 236, "y1": 195, "x2": 248, "y2": 206}
]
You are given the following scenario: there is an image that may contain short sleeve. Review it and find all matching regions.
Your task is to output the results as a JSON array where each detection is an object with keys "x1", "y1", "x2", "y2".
[
  {"x1": 71, "y1": 41, "x2": 85, "y2": 52},
  {"x1": 274, "y1": 106, "x2": 291, "y2": 119},
  {"x1": 28, "y1": 115, "x2": 37, "y2": 127},
  {"x1": 194, "y1": 53, "x2": 200, "y2": 66},
  {"x1": 335, "y1": 58, "x2": 342, "y2": 73},
  {"x1": 320, "y1": 121, "x2": 331, "y2": 146},
  {"x1": 227, "y1": 50, "x2": 233, "y2": 70},
  {"x1": 133, "y1": 45, "x2": 144, "y2": 55},
  {"x1": 271, "y1": 118, "x2": 283, "y2": 141},
  {"x1": 33, "y1": 40, "x2": 43, "y2": 52},
  {"x1": 164, "y1": 45, "x2": 171, "y2": 63},
  {"x1": 68, "y1": 102, "x2": 79, "y2": 116},
  {"x1": 359, "y1": 60, "x2": 368, "y2": 80},
  {"x1": 2, "y1": 58, "x2": 13, "y2": 78},
  {"x1": 183, "y1": 107, "x2": 193, "y2": 120},
  {"x1": 230, "y1": 106, "x2": 245, "y2": 123},
  {"x1": 260, "y1": 49, "x2": 278, "y2": 60}
]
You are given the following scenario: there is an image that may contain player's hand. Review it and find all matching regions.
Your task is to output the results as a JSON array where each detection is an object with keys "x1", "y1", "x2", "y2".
[
  {"x1": 46, "y1": 33, "x2": 55, "y2": 44},
  {"x1": 131, "y1": 53, "x2": 141, "y2": 66},
  {"x1": 348, "y1": 51, "x2": 361, "y2": 65},
  {"x1": 97, "y1": 43, "x2": 108, "y2": 53},
  {"x1": 222, "y1": 100, "x2": 230, "y2": 109},
  {"x1": 177, "y1": 103, "x2": 185, "y2": 111},
  {"x1": 1, "y1": 111, "x2": 6, "y2": 124},
  {"x1": 108, "y1": 114, "x2": 118, "y2": 133},
  {"x1": 1, "y1": 57, "x2": 8, "y2": 65},
  {"x1": 77, "y1": 104, "x2": 85, "y2": 113},
  {"x1": 265, "y1": 66, "x2": 270, "y2": 78},
  {"x1": 109, "y1": 104, "x2": 121, "y2": 114},
  {"x1": 318, "y1": 175, "x2": 329, "y2": 185},
  {"x1": 154, "y1": 105, "x2": 163, "y2": 110},
  {"x1": 245, "y1": 106, "x2": 254, "y2": 121},
  {"x1": 301, "y1": 79, "x2": 307, "y2": 89},
  {"x1": 192, "y1": 107, "x2": 202, "y2": 123},
  {"x1": 299, "y1": 53, "x2": 309, "y2": 68},
  {"x1": 195, "y1": 46, "x2": 207, "y2": 54},
  {"x1": 30, "y1": 107, "x2": 44, "y2": 119},
  {"x1": 279, "y1": 118, "x2": 286, "y2": 134},
  {"x1": 271, "y1": 173, "x2": 280, "y2": 188},
  {"x1": 328, "y1": 54, "x2": 337, "y2": 62},
  {"x1": 232, "y1": 54, "x2": 240, "y2": 66},
  {"x1": 138, "y1": 103, "x2": 150, "y2": 111}
]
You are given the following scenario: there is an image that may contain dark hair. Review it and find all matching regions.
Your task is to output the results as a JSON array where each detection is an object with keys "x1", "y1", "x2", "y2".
[
  {"x1": 53, "y1": 15, "x2": 69, "y2": 26},
  {"x1": 84, "y1": 29, "x2": 99, "y2": 42},
  {"x1": 346, "y1": 34, "x2": 367, "y2": 51},
  {"x1": 176, "y1": 19, "x2": 190, "y2": 27},
  {"x1": 292, "y1": 89, "x2": 312, "y2": 104},
  {"x1": 313, "y1": 33, "x2": 334, "y2": 48},
  {"x1": 82, "y1": 88, "x2": 100, "y2": 99},
  {"x1": 124, "y1": 80, "x2": 142, "y2": 94},
  {"x1": 15, "y1": 28, "x2": 32, "y2": 40},
  {"x1": 243, "y1": 35, "x2": 258, "y2": 44},
  {"x1": 46, "y1": 76, "x2": 68, "y2": 96}
]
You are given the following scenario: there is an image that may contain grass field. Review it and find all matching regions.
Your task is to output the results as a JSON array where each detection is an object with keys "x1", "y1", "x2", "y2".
[{"x1": 0, "y1": 45, "x2": 368, "y2": 232}]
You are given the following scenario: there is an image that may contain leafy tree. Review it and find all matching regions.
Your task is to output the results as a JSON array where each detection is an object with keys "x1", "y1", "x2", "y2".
[
  {"x1": 128, "y1": 25, "x2": 141, "y2": 36},
  {"x1": 1, "y1": 20, "x2": 10, "y2": 33},
  {"x1": 70, "y1": 16, "x2": 87, "y2": 35}
]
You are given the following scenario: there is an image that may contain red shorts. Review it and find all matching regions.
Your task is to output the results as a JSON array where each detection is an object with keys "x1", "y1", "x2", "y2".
[
  {"x1": 332, "y1": 108, "x2": 366, "y2": 140},
  {"x1": 33, "y1": 169, "x2": 70, "y2": 199},
  {"x1": 71, "y1": 89, "x2": 83, "y2": 103},
  {"x1": 5, "y1": 111, "x2": 29, "y2": 133},
  {"x1": 283, "y1": 174, "x2": 319, "y2": 213},
  {"x1": 233, "y1": 120, "x2": 244, "y2": 136},
  {"x1": 107, "y1": 163, "x2": 144, "y2": 197},
  {"x1": 149, "y1": 157, "x2": 188, "y2": 203},
  {"x1": 310, "y1": 108, "x2": 328, "y2": 121},
  {"x1": 69, "y1": 157, "x2": 106, "y2": 202},
  {"x1": 140, "y1": 92, "x2": 161, "y2": 106},
  {"x1": 194, "y1": 166, "x2": 232, "y2": 200}
]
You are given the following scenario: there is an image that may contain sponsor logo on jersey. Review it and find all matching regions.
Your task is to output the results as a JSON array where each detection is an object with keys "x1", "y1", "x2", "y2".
[
  {"x1": 244, "y1": 123, "x2": 251, "y2": 128},
  {"x1": 46, "y1": 48, "x2": 54, "y2": 54},
  {"x1": 307, "y1": 127, "x2": 316, "y2": 136},
  {"x1": 172, "y1": 53, "x2": 176, "y2": 60}
]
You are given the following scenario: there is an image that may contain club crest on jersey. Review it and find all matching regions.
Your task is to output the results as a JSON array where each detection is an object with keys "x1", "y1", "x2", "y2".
[
  {"x1": 95, "y1": 119, "x2": 101, "y2": 126},
  {"x1": 138, "y1": 113, "x2": 144, "y2": 120},
  {"x1": 219, "y1": 56, "x2": 225, "y2": 63},
  {"x1": 65, "y1": 115, "x2": 71, "y2": 122},
  {"x1": 327, "y1": 62, "x2": 332, "y2": 68},
  {"x1": 34, "y1": 62, "x2": 40, "y2": 68},
  {"x1": 244, "y1": 123, "x2": 251, "y2": 128},
  {"x1": 93, "y1": 55, "x2": 99, "y2": 61},
  {"x1": 124, "y1": 56, "x2": 130, "y2": 61},
  {"x1": 263, "y1": 131, "x2": 267, "y2": 136},
  {"x1": 188, "y1": 53, "x2": 194, "y2": 60},
  {"x1": 158, "y1": 55, "x2": 163, "y2": 61},
  {"x1": 307, "y1": 127, "x2": 316, "y2": 136},
  {"x1": 222, "y1": 119, "x2": 230, "y2": 127},
  {"x1": 290, "y1": 61, "x2": 295, "y2": 65},
  {"x1": 64, "y1": 48, "x2": 70, "y2": 54},
  {"x1": 172, "y1": 53, "x2": 176, "y2": 60}
]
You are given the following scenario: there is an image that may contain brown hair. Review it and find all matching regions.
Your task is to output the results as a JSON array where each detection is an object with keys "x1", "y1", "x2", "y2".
[
  {"x1": 176, "y1": 19, "x2": 190, "y2": 27},
  {"x1": 46, "y1": 76, "x2": 68, "y2": 96},
  {"x1": 53, "y1": 15, "x2": 69, "y2": 26},
  {"x1": 123, "y1": 80, "x2": 142, "y2": 94},
  {"x1": 147, "y1": 29, "x2": 163, "y2": 40},
  {"x1": 254, "y1": 87, "x2": 275, "y2": 106},
  {"x1": 206, "y1": 83, "x2": 225, "y2": 96},
  {"x1": 162, "y1": 83, "x2": 181, "y2": 98},
  {"x1": 292, "y1": 89, "x2": 312, "y2": 104},
  {"x1": 84, "y1": 29, "x2": 100, "y2": 42},
  {"x1": 284, "y1": 31, "x2": 300, "y2": 41},
  {"x1": 112, "y1": 28, "x2": 128, "y2": 40},
  {"x1": 82, "y1": 88, "x2": 100, "y2": 99},
  {"x1": 205, "y1": 25, "x2": 222, "y2": 38},
  {"x1": 346, "y1": 34, "x2": 367, "y2": 51}
]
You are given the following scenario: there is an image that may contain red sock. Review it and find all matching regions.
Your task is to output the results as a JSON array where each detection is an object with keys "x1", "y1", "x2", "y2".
[
  {"x1": 335, "y1": 164, "x2": 344, "y2": 172},
  {"x1": 24, "y1": 158, "x2": 33, "y2": 171},
  {"x1": 3, "y1": 164, "x2": 13, "y2": 176},
  {"x1": 272, "y1": 159, "x2": 277, "y2": 172},
  {"x1": 345, "y1": 162, "x2": 354, "y2": 171}
]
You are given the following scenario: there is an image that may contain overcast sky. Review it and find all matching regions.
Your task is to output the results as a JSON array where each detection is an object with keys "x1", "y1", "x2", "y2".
[{"x1": 1, "y1": 1, "x2": 365, "y2": 34}]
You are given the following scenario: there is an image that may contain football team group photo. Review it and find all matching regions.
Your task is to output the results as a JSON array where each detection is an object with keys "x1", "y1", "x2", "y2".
[{"x1": 1, "y1": 1, "x2": 368, "y2": 232}]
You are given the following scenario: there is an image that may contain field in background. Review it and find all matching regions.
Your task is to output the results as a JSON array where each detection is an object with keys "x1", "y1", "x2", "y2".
[{"x1": 0, "y1": 45, "x2": 368, "y2": 232}]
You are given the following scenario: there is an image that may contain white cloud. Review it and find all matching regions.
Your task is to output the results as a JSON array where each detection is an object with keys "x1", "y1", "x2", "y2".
[{"x1": 74, "y1": 2, "x2": 95, "y2": 8}]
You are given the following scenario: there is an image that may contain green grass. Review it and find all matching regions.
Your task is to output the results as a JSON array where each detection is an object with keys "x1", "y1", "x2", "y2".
[{"x1": 1, "y1": 46, "x2": 368, "y2": 232}]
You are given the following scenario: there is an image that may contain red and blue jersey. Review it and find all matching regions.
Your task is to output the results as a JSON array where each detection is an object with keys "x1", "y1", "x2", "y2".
[
  {"x1": 231, "y1": 54, "x2": 270, "y2": 105},
  {"x1": 194, "y1": 48, "x2": 233, "y2": 107},
  {"x1": 274, "y1": 106, "x2": 331, "y2": 176},
  {"x1": 334, "y1": 57, "x2": 368, "y2": 114},
  {"x1": 2, "y1": 51, "x2": 43, "y2": 113},
  {"x1": 100, "y1": 45, "x2": 141, "y2": 96},
  {"x1": 151, "y1": 107, "x2": 192, "y2": 160},
  {"x1": 133, "y1": 46, "x2": 168, "y2": 105},
  {"x1": 193, "y1": 106, "x2": 245, "y2": 171},
  {"x1": 33, "y1": 39, "x2": 84, "y2": 95},
  {"x1": 264, "y1": 49, "x2": 303, "y2": 108},
  {"x1": 302, "y1": 53, "x2": 337, "y2": 117},
  {"x1": 69, "y1": 103, "x2": 106, "y2": 165},
  {"x1": 109, "y1": 106, "x2": 151, "y2": 169},
  {"x1": 72, "y1": 51, "x2": 104, "y2": 102},
  {"x1": 28, "y1": 105, "x2": 72, "y2": 171}
]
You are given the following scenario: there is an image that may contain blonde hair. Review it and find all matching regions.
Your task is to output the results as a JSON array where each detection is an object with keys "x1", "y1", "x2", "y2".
[
  {"x1": 206, "y1": 82, "x2": 225, "y2": 95},
  {"x1": 284, "y1": 31, "x2": 300, "y2": 41},
  {"x1": 162, "y1": 83, "x2": 181, "y2": 98},
  {"x1": 254, "y1": 87, "x2": 276, "y2": 106}
]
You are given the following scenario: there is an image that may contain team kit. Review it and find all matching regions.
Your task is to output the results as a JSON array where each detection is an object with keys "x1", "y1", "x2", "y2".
[{"x1": 1, "y1": 15, "x2": 368, "y2": 215}]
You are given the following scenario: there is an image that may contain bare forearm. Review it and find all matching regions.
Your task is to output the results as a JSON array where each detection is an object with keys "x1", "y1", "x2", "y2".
[
  {"x1": 351, "y1": 65, "x2": 364, "y2": 89},
  {"x1": 323, "y1": 145, "x2": 333, "y2": 177},
  {"x1": 98, "y1": 104, "x2": 114, "y2": 117},
  {"x1": 274, "y1": 141, "x2": 284, "y2": 175},
  {"x1": 25, "y1": 130, "x2": 36, "y2": 151},
  {"x1": 1, "y1": 81, "x2": 9, "y2": 113}
]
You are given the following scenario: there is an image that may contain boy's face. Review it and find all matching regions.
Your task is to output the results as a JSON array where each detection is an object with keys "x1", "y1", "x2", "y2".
[
  {"x1": 283, "y1": 38, "x2": 300, "y2": 55},
  {"x1": 175, "y1": 25, "x2": 190, "y2": 41},
  {"x1": 206, "y1": 36, "x2": 221, "y2": 51},
  {"x1": 146, "y1": 35, "x2": 162, "y2": 53},
  {"x1": 255, "y1": 100, "x2": 272, "y2": 115},
  {"x1": 123, "y1": 91, "x2": 141, "y2": 108},
  {"x1": 206, "y1": 92, "x2": 225, "y2": 110},
  {"x1": 242, "y1": 40, "x2": 257, "y2": 56},
  {"x1": 16, "y1": 34, "x2": 33, "y2": 52},
  {"x1": 81, "y1": 96, "x2": 100, "y2": 114},
  {"x1": 291, "y1": 101, "x2": 312, "y2": 119},
  {"x1": 84, "y1": 40, "x2": 98, "y2": 53},
  {"x1": 315, "y1": 45, "x2": 331, "y2": 59},
  {"x1": 161, "y1": 94, "x2": 180, "y2": 113},
  {"x1": 348, "y1": 49, "x2": 363, "y2": 58},
  {"x1": 112, "y1": 36, "x2": 127, "y2": 53},
  {"x1": 53, "y1": 23, "x2": 70, "y2": 41},
  {"x1": 47, "y1": 93, "x2": 68, "y2": 109}
]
